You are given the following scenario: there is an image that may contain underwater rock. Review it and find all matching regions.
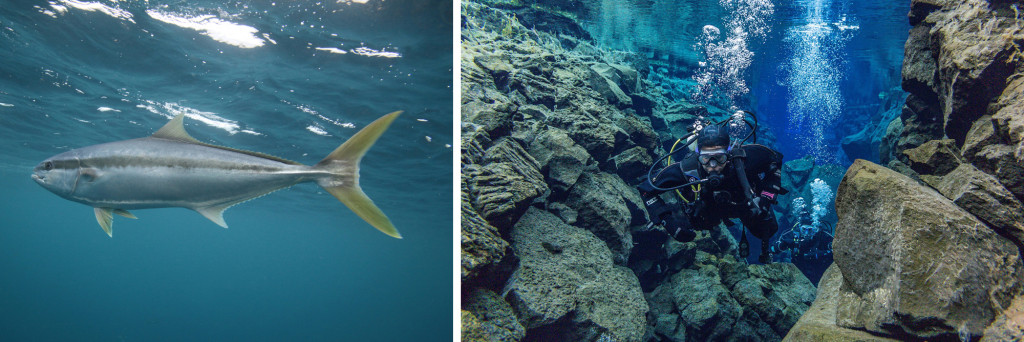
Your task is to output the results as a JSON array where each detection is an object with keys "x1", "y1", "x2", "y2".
[
  {"x1": 832, "y1": 159, "x2": 1022, "y2": 340},
  {"x1": 653, "y1": 101, "x2": 709, "y2": 142},
  {"x1": 781, "y1": 156, "x2": 815, "y2": 191},
  {"x1": 907, "y1": 0, "x2": 954, "y2": 26},
  {"x1": 464, "y1": 105, "x2": 515, "y2": 140},
  {"x1": 733, "y1": 264, "x2": 817, "y2": 337},
  {"x1": 527, "y1": 127, "x2": 593, "y2": 194},
  {"x1": 991, "y1": 77, "x2": 1024, "y2": 148},
  {"x1": 587, "y1": 63, "x2": 641, "y2": 95},
  {"x1": 646, "y1": 265, "x2": 747, "y2": 341},
  {"x1": 461, "y1": 181, "x2": 510, "y2": 283},
  {"x1": 897, "y1": 0, "x2": 1024, "y2": 187},
  {"x1": 962, "y1": 115, "x2": 999, "y2": 161},
  {"x1": 970, "y1": 143, "x2": 1024, "y2": 200},
  {"x1": 467, "y1": 138, "x2": 549, "y2": 230},
  {"x1": 612, "y1": 146, "x2": 653, "y2": 185},
  {"x1": 840, "y1": 128, "x2": 874, "y2": 162},
  {"x1": 879, "y1": 116, "x2": 903, "y2": 165},
  {"x1": 630, "y1": 92, "x2": 657, "y2": 116},
  {"x1": 617, "y1": 114, "x2": 659, "y2": 151},
  {"x1": 885, "y1": 159, "x2": 923, "y2": 184},
  {"x1": 565, "y1": 172, "x2": 643, "y2": 264},
  {"x1": 645, "y1": 261, "x2": 815, "y2": 342},
  {"x1": 927, "y1": 0, "x2": 1022, "y2": 146},
  {"x1": 842, "y1": 89, "x2": 906, "y2": 162},
  {"x1": 505, "y1": 208, "x2": 648, "y2": 342},
  {"x1": 891, "y1": 94, "x2": 945, "y2": 165},
  {"x1": 978, "y1": 77, "x2": 1024, "y2": 198},
  {"x1": 546, "y1": 109, "x2": 626, "y2": 163},
  {"x1": 510, "y1": 6, "x2": 593, "y2": 41},
  {"x1": 900, "y1": 25, "x2": 939, "y2": 109},
  {"x1": 782, "y1": 265, "x2": 902, "y2": 342},
  {"x1": 980, "y1": 295, "x2": 1024, "y2": 342},
  {"x1": 462, "y1": 288, "x2": 526, "y2": 342},
  {"x1": 462, "y1": 123, "x2": 493, "y2": 166},
  {"x1": 474, "y1": 54, "x2": 514, "y2": 82},
  {"x1": 925, "y1": 163, "x2": 1024, "y2": 247},
  {"x1": 588, "y1": 63, "x2": 633, "y2": 108},
  {"x1": 902, "y1": 138, "x2": 961, "y2": 176}
]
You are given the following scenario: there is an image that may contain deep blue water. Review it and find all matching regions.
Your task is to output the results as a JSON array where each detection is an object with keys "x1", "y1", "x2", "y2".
[
  {"x1": 753, "y1": 0, "x2": 911, "y2": 164},
  {"x1": 581, "y1": 0, "x2": 911, "y2": 283},
  {"x1": 0, "y1": 0, "x2": 453, "y2": 341}
]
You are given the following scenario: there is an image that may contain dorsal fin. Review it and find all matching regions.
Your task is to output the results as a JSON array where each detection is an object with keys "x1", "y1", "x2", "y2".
[
  {"x1": 152, "y1": 114, "x2": 202, "y2": 144},
  {"x1": 150, "y1": 114, "x2": 304, "y2": 166}
]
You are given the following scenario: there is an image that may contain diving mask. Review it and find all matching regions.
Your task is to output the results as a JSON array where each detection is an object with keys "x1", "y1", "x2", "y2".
[{"x1": 698, "y1": 148, "x2": 729, "y2": 167}]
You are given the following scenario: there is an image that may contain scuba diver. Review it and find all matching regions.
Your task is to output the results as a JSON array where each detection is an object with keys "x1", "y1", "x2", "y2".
[{"x1": 638, "y1": 111, "x2": 787, "y2": 263}]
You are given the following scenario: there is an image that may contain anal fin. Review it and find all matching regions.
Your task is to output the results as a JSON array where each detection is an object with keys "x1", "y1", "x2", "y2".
[
  {"x1": 195, "y1": 205, "x2": 231, "y2": 228},
  {"x1": 94, "y1": 207, "x2": 114, "y2": 237}
]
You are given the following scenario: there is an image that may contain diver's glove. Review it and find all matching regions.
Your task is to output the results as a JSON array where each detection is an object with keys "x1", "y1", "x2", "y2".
[
  {"x1": 644, "y1": 203, "x2": 695, "y2": 242},
  {"x1": 748, "y1": 197, "x2": 765, "y2": 218},
  {"x1": 664, "y1": 212, "x2": 696, "y2": 242},
  {"x1": 748, "y1": 196, "x2": 772, "y2": 219}
]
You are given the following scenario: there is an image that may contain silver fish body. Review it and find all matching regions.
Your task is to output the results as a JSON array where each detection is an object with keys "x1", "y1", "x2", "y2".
[{"x1": 32, "y1": 112, "x2": 402, "y2": 238}]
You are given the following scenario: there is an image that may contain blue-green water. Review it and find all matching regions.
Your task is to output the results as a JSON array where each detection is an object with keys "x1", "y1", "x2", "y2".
[{"x1": 0, "y1": 0, "x2": 453, "y2": 340}]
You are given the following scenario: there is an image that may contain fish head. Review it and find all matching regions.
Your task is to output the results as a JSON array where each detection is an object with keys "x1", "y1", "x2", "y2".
[{"x1": 32, "y1": 151, "x2": 81, "y2": 199}]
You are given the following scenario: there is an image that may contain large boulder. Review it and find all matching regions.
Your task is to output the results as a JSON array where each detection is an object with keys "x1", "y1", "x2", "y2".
[
  {"x1": 970, "y1": 143, "x2": 1024, "y2": 199},
  {"x1": 564, "y1": 172, "x2": 645, "y2": 264},
  {"x1": 611, "y1": 146, "x2": 653, "y2": 184},
  {"x1": 647, "y1": 265, "x2": 749, "y2": 341},
  {"x1": 733, "y1": 264, "x2": 818, "y2": 337},
  {"x1": 923, "y1": 163, "x2": 1024, "y2": 248},
  {"x1": 927, "y1": 0, "x2": 1022, "y2": 146},
  {"x1": 546, "y1": 109, "x2": 628, "y2": 163},
  {"x1": 465, "y1": 137, "x2": 549, "y2": 230},
  {"x1": 831, "y1": 159, "x2": 1023, "y2": 340},
  {"x1": 589, "y1": 63, "x2": 633, "y2": 108},
  {"x1": 972, "y1": 77, "x2": 1024, "y2": 199},
  {"x1": 646, "y1": 260, "x2": 816, "y2": 342},
  {"x1": 461, "y1": 181, "x2": 509, "y2": 283},
  {"x1": 504, "y1": 208, "x2": 648, "y2": 342},
  {"x1": 588, "y1": 63, "x2": 641, "y2": 104},
  {"x1": 527, "y1": 127, "x2": 593, "y2": 194},
  {"x1": 893, "y1": 0, "x2": 1024, "y2": 201},
  {"x1": 463, "y1": 101, "x2": 515, "y2": 139},
  {"x1": 783, "y1": 265, "x2": 902, "y2": 342},
  {"x1": 616, "y1": 114, "x2": 659, "y2": 151},
  {"x1": 902, "y1": 138, "x2": 961, "y2": 176},
  {"x1": 462, "y1": 288, "x2": 526, "y2": 342}
]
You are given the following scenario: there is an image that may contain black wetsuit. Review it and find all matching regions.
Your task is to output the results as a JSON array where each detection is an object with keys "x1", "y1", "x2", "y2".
[{"x1": 638, "y1": 144, "x2": 786, "y2": 255}]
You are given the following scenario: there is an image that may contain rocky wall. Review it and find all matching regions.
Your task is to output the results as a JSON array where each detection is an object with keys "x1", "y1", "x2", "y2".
[{"x1": 461, "y1": 2, "x2": 812, "y2": 341}]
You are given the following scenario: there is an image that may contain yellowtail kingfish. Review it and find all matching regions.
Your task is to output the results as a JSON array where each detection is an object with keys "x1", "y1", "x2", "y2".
[{"x1": 31, "y1": 111, "x2": 403, "y2": 238}]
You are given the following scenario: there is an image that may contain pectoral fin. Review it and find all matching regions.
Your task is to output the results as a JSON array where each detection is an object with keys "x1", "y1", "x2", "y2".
[
  {"x1": 195, "y1": 205, "x2": 230, "y2": 228},
  {"x1": 94, "y1": 207, "x2": 114, "y2": 237}
]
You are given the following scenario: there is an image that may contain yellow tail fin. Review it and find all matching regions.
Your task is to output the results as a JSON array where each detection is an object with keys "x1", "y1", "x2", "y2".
[{"x1": 316, "y1": 111, "x2": 402, "y2": 238}]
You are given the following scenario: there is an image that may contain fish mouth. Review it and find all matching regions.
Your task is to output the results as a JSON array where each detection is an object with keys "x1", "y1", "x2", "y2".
[{"x1": 31, "y1": 174, "x2": 43, "y2": 183}]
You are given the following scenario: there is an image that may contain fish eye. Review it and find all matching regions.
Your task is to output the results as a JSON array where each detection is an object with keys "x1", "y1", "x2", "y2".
[{"x1": 44, "y1": 161, "x2": 53, "y2": 171}]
